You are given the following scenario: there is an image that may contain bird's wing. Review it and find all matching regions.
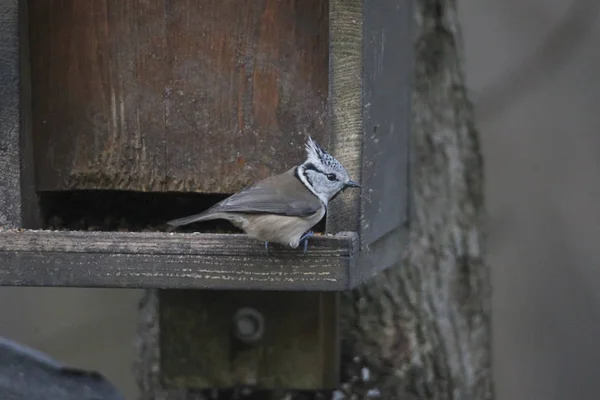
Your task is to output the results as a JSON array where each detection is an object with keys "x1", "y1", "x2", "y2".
[
  {"x1": 167, "y1": 169, "x2": 323, "y2": 227},
  {"x1": 210, "y1": 169, "x2": 322, "y2": 217},
  {"x1": 213, "y1": 184, "x2": 321, "y2": 217}
]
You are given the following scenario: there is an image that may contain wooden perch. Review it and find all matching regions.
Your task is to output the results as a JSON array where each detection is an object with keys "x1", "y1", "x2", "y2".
[{"x1": 0, "y1": 229, "x2": 359, "y2": 291}]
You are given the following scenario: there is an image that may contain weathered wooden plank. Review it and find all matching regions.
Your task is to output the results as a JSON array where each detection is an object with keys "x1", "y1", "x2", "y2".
[
  {"x1": 326, "y1": 0, "x2": 364, "y2": 236},
  {"x1": 164, "y1": 0, "x2": 330, "y2": 193},
  {"x1": 159, "y1": 290, "x2": 339, "y2": 389},
  {"x1": 29, "y1": 0, "x2": 168, "y2": 192},
  {"x1": 0, "y1": 0, "x2": 39, "y2": 229},
  {"x1": 103, "y1": 0, "x2": 168, "y2": 190},
  {"x1": 351, "y1": 225, "x2": 409, "y2": 288},
  {"x1": 360, "y1": 0, "x2": 412, "y2": 245},
  {"x1": 29, "y1": 0, "x2": 330, "y2": 193},
  {"x1": 0, "y1": 230, "x2": 354, "y2": 256},
  {"x1": 0, "y1": 0, "x2": 23, "y2": 228},
  {"x1": 18, "y1": 0, "x2": 42, "y2": 229},
  {"x1": 0, "y1": 230, "x2": 358, "y2": 290},
  {"x1": 327, "y1": 0, "x2": 412, "y2": 247}
]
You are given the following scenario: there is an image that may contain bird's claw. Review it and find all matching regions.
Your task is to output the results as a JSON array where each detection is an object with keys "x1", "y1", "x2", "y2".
[
  {"x1": 299, "y1": 231, "x2": 314, "y2": 256},
  {"x1": 265, "y1": 232, "x2": 313, "y2": 257},
  {"x1": 264, "y1": 241, "x2": 272, "y2": 256}
]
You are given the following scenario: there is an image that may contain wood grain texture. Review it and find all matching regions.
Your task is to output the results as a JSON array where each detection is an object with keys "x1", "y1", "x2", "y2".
[
  {"x1": 28, "y1": 0, "x2": 329, "y2": 193},
  {"x1": 159, "y1": 290, "x2": 339, "y2": 389},
  {"x1": 359, "y1": 0, "x2": 411, "y2": 245},
  {"x1": 326, "y1": 0, "x2": 412, "y2": 247},
  {"x1": 326, "y1": 0, "x2": 364, "y2": 235},
  {"x1": 0, "y1": 0, "x2": 22, "y2": 228},
  {"x1": 17, "y1": 0, "x2": 42, "y2": 229},
  {"x1": 164, "y1": 0, "x2": 330, "y2": 193},
  {"x1": 0, "y1": 230, "x2": 358, "y2": 290}
]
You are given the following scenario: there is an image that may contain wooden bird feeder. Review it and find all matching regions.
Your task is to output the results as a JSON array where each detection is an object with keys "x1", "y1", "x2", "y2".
[{"x1": 0, "y1": 0, "x2": 412, "y2": 393}]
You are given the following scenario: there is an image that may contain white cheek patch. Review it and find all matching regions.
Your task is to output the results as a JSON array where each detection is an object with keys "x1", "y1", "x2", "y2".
[{"x1": 297, "y1": 167, "x2": 329, "y2": 206}]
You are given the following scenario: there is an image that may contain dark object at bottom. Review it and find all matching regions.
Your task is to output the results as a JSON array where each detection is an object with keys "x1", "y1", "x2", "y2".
[{"x1": 0, "y1": 336, "x2": 124, "y2": 400}]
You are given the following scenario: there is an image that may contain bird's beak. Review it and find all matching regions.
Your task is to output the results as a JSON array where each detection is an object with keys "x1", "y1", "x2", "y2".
[{"x1": 345, "y1": 180, "x2": 361, "y2": 188}]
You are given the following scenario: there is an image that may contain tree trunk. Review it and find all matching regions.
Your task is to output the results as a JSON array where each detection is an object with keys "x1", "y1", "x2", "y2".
[
  {"x1": 334, "y1": 0, "x2": 493, "y2": 398},
  {"x1": 135, "y1": 0, "x2": 493, "y2": 398}
]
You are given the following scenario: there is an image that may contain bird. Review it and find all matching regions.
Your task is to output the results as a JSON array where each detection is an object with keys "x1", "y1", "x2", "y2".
[{"x1": 166, "y1": 136, "x2": 360, "y2": 253}]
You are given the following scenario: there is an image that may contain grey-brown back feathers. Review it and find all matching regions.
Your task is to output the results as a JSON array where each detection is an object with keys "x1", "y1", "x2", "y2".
[{"x1": 167, "y1": 168, "x2": 322, "y2": 226}]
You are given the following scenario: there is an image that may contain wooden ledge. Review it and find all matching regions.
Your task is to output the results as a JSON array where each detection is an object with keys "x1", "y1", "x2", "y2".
[{"x1": 0, "y1": 229, "x2": 359, "y2": 291}]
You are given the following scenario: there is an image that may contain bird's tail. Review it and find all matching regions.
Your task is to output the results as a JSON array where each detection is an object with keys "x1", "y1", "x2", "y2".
[{"x1": 166, "y1": 211, "x2": 218, "y2": 227}]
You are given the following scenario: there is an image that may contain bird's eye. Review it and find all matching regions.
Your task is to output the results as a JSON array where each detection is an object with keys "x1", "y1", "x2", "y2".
[{"x1": 326, "y1": 173, "x2": 337, "y2": 181}]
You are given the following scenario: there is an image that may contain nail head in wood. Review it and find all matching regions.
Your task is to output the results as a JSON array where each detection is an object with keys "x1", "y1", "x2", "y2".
[{"x1": 232, "y1": 307, "x2": 265, "y2": 344}]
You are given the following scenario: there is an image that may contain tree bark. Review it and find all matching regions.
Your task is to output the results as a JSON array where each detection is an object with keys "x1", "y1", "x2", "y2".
[
  {"x1": 335, "y1": 0, "x2": 493, "y2": 398},
  {"x1": 135, "y1": 0, "x2": 493, "y2": 398}
]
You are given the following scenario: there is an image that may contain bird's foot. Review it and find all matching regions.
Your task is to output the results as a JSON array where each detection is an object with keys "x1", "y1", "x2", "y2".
[
  {"x1": 264, "y1": 241, "x2": 273, "y2": 256},
  {"x1": 299, "y1": 231, "x2": 315, "y2": 256}
]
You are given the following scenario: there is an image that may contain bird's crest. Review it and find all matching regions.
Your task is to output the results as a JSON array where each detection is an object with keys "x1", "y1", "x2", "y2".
[{"x1": 305, "y1": 136, "x2": 338, "y2": 169}]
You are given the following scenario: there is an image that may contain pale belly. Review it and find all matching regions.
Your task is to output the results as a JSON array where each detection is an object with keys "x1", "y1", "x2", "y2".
[{"x1": 242, "y1": 208, "x2": 325, "y2": 248}]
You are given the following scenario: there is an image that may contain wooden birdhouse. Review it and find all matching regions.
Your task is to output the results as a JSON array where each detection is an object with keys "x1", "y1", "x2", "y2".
[{"x1": 0, "y1": 0, "x2": 412, "y2": 393}]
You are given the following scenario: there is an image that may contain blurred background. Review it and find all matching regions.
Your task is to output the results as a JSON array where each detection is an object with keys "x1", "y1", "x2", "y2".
[{"x1": 2, "y1": 0, "x2": 600, "y2": 399}]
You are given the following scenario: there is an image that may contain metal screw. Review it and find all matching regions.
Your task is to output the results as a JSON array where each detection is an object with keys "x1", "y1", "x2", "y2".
[{"x1": 232, "y1": 307, "x2": 264, "y2": 344}]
